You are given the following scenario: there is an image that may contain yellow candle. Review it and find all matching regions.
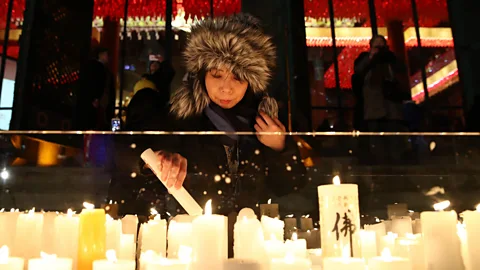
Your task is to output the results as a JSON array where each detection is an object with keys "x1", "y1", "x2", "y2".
[{"x1": 77, "y1": 202, "x2": 106, "y2": 270}]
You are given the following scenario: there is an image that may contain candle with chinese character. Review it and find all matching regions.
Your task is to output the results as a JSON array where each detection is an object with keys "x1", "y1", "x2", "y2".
[
  {"x1": 0, "y1": 245, "x2": 24, "y2": 270},
  {"x1": 323, "y1": 246, "x2": 366, "y2": 270},
  {"x1": 317, "y1": 176, "x2": 361, "y2": 257},
  {"x1": 368, "y1": 248, "x2": 411, "y2": 270},
  {"x1": 191, "y1": 200, "x2": 227, "y2": 269},
  {"x1": 92, "y1": 250, "x2": 135, "y2": 270},
  {"x1": 53, "y1": 209, "x2": 79, "y2": 270},
  {"x1": 13, "y1": 209, "x2": 43, "y2": 260},
  {"x1": 260, "y1": 199, "x2": 279, "y2": 218},
  {"x1": 77, "y1": 202, "x2": 106, "y2": 270},
  {"x1": 461, "y1": 204, "x2": 480, "y2": 270},
  {"x1": 28, "y1": 252, "x2": 72, "y2": 270},
  {"x1": 167, "y1": 215, "x2": 194, "y2": 258},
  {"x1": 421, "y1": 201, "x2": 464, "y2": 270}
]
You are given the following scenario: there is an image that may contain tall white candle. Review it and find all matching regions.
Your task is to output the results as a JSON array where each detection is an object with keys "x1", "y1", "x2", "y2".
[
  {"x1": 141, "y1": 149, "x2": 203, "y2": 216},
  {"x1": 105, "y1": 215, "x2": 121, "y2": 254},
  {"x1": 0, "y1": 245, "x2": 24, "y2": 270},
  {"x1": 13, "y1": 209, "x2": 43, "y2": 260},
  {"x1": 233, "y1": 209, "x2": 266, "y2": 262},
  {"x1": 139, "y1": 216, "x2": 167, "y2": 257},
  {"x1": 28, "y1": 253, "x2": 72, "y2": 270},
  {"x1": 421, "y1": 202, "x2": 465, "y2": 270},
  {"x1": 368, "y1": 248, "x2": 411, "y2": 270},
  {"x1": 261, "y1": 216, "x2": 284, "y2": 241},
  {"x1": 53, "y1": 210, "x2": 79, "y2": 270},
  {"x1": 0, "y1": 210, "x2": 20, "y2": 252},
  {"x1": 93, "y1": 250, "x2": 135, "y2": 270},
  {"x1": 317, "y1": 176, "x2": 361, "y2": 257},
  {"x1": 461, "y1": 205, "x2": 480, "y2": 270},
  {"x1": 191, "y1": 200, "x2": 227, "y2": 269},
  {"x1": 118, "y1": 234, "x2": 135, "y2": 260},
  {"x1": 260, "y1": 199, "x2": 279, "y2": 218},
  {"x1": 381, "y1": 232, "x2": 398, "y2": 253},
  {"x1": 365, "y1": 222, "x2": 386, "y2": 256},
  {"x1": 360, "y1": 230, "x2": 377, "y2": 259},
  {"x1": 394, "y1": 234, "x2": 425, "y2": 270},
  {"x1": 264, "y1": 236, "x2": 286, "y2": 259},
  {"x1": 121, "y1": 215, "x2": 138, "y2": 240},
  {"x1": 41, "y1": 212, "x2": 57, "y2": 254},
  {"x1": 391, "y1": 216, "x2": 413, "y2": 237},
  {"x1": 284, "y1": 233, "x2": 307, "y2": 258},
  {"x1": 167, "y1": 215, "x2": 193, "y2": 258}
]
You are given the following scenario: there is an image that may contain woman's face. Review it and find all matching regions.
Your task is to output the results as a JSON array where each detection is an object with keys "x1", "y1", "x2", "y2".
[{"x1": 205, "y1": 68, "x2": 248, "y2": 109}]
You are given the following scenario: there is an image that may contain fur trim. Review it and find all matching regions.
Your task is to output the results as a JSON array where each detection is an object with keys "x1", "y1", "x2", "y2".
[{"x1": 171, "y1": 14, "x2": 276, "y2": 119}]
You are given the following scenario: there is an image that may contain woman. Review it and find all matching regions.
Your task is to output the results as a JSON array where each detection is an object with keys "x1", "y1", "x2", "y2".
[{"x1": 146, "y1": 14, "x2": 306, "y2": 214}]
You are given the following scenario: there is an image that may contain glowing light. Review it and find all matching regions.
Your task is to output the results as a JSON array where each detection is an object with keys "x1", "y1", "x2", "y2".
[
  {"x1": 0, "y1": 245, "x2": 9, "y2": 263},
  {"x1": 106, "y1": 250, "x2": 117, "y2": 263},
  {"x1": 83, "y1": 202, "x2": 95, "y2": 210},
  {"x1": 204, "y1": 200, "x2": 212, "y2": 215},
  {"x1": 333, "y1": 175, "x2": 341, "y2": 185},
  {"x1": 381, "y1": 248, "x2": 393, "y2": 262},
  {"x1": 0, "y1": 169, "x2": 9, "y2": 180},
  {"x1": 433, "y1": 200, "x2": 451, "y2": 211}
]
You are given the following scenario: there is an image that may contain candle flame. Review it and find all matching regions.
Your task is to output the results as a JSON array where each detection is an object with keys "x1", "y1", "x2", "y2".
[
  {"x1": 109, "y1": 200, "x2": 113, "y2": 204},
  {"x1": 433, "y1": 200, "x2": 450, "y2": 211},
  {"x1": 28, "y1": 208, "x2": 35, "y2": 215},
  {"x1": 83, "y1": 202, "x2": 95, "y2": 210},
  {"x1": 150, "y1": 208, "x2": 159, "y2": 216},
  {"x1": 106, "y1": 214, "x2": 114, "y2": 222},
  {"x1": 204, "y1": 199, "x2": 212, "y2": 215},
  {"x1": 40, "y1": 252, "x2": 57, "y2": 260},
  {"x1": 476, "y1": 203, "x2": 480, "y2": 212},
  {"x1": 106, "y1": 250, "x2": 117, "y2": 263},
  {"x1": 303, "y1": 214, "x2": 310, "y2": 218},
  {"x1": 381, "y1": 248, "x2": 393, "y2": 261},
  {"x1": 67, "y1": 209, "x2": 75, "y2": 217},
  {"x1": 341, "y1": 245, "x2": 350, "y2": 259},
  {"x1": 0, "y1": 245, "x2": 9, "y2": 262},
  {"x1": 0, "y1": 208, "x2": 3, "y2": 212},
  {"x1": 284, "y1": 252, "x2": 295, "y2": 264},
  {"x1": 291, "y1": 232, "x2": 298, "y2": 241},
  {"x1": 333, "y1": 175, "x2": 341, "y2": 185},
  {"x1": 178, "y1": 245, "x2": 192, "y2": 263},
  {"x1": 267, "y1": 198, "x2": 272, "y2": 204},
  {"x1": 285, "y1": 214, "x2": 294, "y2": 218}
]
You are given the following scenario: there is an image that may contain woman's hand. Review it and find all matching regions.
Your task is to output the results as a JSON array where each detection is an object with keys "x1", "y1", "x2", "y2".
[
  {"x1": 153, "y1": 151, "x2": 188, "y2": 190},
  {"x1": 254, "y1": 111, "x2": 286, "y2": 152}
]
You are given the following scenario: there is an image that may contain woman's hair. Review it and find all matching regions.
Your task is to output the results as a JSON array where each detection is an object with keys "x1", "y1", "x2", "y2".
[{"x1": 369, "y1": 35, "x2": 387, "y2": 46}]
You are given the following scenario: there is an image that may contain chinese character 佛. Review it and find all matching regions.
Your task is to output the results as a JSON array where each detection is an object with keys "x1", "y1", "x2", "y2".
[{"x1": 331, "y1": 209, "x2": 356, "y2": 256}]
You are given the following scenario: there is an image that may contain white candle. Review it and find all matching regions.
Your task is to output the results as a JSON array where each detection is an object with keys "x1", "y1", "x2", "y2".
[
  {"x1": 13, "y1": 209, "x2": 43, "y2": 260},
  {"x1": 167, "y1": 215, "x2": 193, "y2": 258},
  {"x1": 365, "y1": 222, "x2": 386, "y2": 256},
  {"x1": 0, "y1": 245, "x2": 24, "y2": 270},
  {"x1": 0, "y1": 210, "x2": 20, "y2": 254},
  {"x1": 41, "y1": 212, "x2": 57, "y2": 254},
  {"x1": 145, "y1": 258, "x2": 188, "y2": 270},
  {"x1": 391, "y1": 216, "x2": 413, "y2": 237},
  {"x1": 28, "y1": 253, "x2": 72, "y2": 270},
  {"x1": 307, "y1": 249, "x2": 322, "y2": 266},
  {"x1": 261, "y1": 216, "x2": 284, "y2": 241},
  {"x1": 360, "y1": 230, "x2": 377, "y2": 259},
  {"x1": 461, "y1": 205, "x2": 480, "y2": 270},
  {"x1": 381, "y1": 232, "x2": 398, "y2": 252},
  {"x1": 368, "y1": 248, "x2": 411, "y2": 270},
  {"x1": 284, "y1": 233, "x2": 307, "y2": 258},
  {"x1": 118, "y1": 234, "x2": 135, "y2": 260},
  {"x1": 121, "y1": 215, "x2": 138, "y2": 240},
  {"x1": 141, "y1": 149, "x2": 203, "y2": 216},
  {"x1": 264, "y1": 235, "x2": 286, "y2": 259},
  {"x1": 105, "y1": 215, "x2": 121, "y2": 254},
  {"x1": 394, "y1": 234, "x2": 425, "y2": 270},
  {"x1": 140, "y1": 216, "x2": 167, "y2": 257},
  {"x1": 300, "y1": 215, "x2": 313, "y2": 231},
  {"x1": 223, "y1": 259, "x2": 263, "y2": 270},
  {"x1": 191, "y1": 200, "x2": 227, "y2": 269},
  {"x1": 270, "y1": 253, "x2": 311, "y2": 270},
  {"x1": 412, "y1": 219, "x2": 422, "y2": 234},
  {"x1": 260, "y1": 199, "x2": 279, "y2": 218},
  {"x1": 317, "y1": 176, "x2": 361, "y2": 257},
  {"x1": 53, "y1": 210, "x2": 79, "y2": 270},
  {"x1": 323, "y1": 246, "x2": 366, "y2": 270},
  {"x1": 93, "y1": 250, "x2": 135, "y2": 270},
  {"x1": 421, "y1": 206, "x2": 465, "y2": 270},
  {"x1": 233, "y1": 209, "x2": 266, "y2": 262}
]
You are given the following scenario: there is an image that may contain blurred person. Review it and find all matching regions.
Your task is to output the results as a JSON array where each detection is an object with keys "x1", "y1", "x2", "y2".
[{"x1": 145, "y1": 54, "x2": 175, "y2": 103}]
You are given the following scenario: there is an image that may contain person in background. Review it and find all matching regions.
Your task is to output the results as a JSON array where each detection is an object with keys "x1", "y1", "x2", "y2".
[
  {"x1": 353, "y1": 35, "x2": 410, "y2": 163},
  {"x1": 145, "y1": 55, "x2": 176, "y2": 104}
]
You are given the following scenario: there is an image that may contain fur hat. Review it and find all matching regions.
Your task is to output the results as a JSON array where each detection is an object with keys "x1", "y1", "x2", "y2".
[{"x1": 170, "y1": 13, "x2": 278, "y2": 119}]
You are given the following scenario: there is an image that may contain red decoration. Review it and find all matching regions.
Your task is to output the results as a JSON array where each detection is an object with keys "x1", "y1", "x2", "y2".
[{"x1": 182, "y1": 0, "x2": 241, "y2": 18}]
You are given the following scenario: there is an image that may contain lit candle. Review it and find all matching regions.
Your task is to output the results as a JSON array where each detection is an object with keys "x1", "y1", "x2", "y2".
[
  {"x1": 121, "y1": 215, "x2": 138, "y2": 240},
  {"x1": 323, "y1": 246, "x2": 366, "y2": 270},
  {"x1": 381, "y1": 232, "x2": 398, "y2": 253},
  {"x1": 317, "y1": 176, "x2": 361, "y2": 257},
  {"x1": 92, "y1": 250, "x2": 135, "y2": 270},
  {"x1": 393, "y1": 234, "x2": 425, "y2": 270},
  {"x1": 307, "y1": 249, "x2": 322, "y2": 267},
  {"x1": 270, "y1": 252, "x2": 311, "y2": 270},
  {"x1": 461, "y1": 203, "x2": 480, "y2": 270},
  {"x1": 284, "y1": 233, "x2": 307, "y2": 258},
  {"x1": 297, "y1": 229, "x2": 321, "y2": 249},
  {"x1": 233, "y1": 209, "x2": 266, "y2": 262},
  {"x1": 13, "y1": 209, "x2": 43, "y2": 260},
  {"x1": 391, "y1": 216, "x2": 413, "y2": 237},
  {"x1": 167, "y1": 215, "x2": 193, "y2": 258},
  {"x1": 260, "y1": 199, "x2": 279, "y2": 218},
  {"x1": 264, "y1": 235, "x2": 286, "y2": 259},
  {"x1": 144, "y1": 246, "x2": 191, "y2": 270},
  {"x1": 191, "y1": 200, "x2": 227, "y2": 269},
  {"x1": 283, "y1": 215, "x2": 297, "y2": 240},
  {"x1": 118, "y1": 234, "x2": 135, "y2": 260},
  {"x1": 53, "y1": 209, "x2": 79, "y2": 270},
  {"x1": 0, "y1": 210, "x2": 20, "y2": 256},
  {"x1": 223, "y1": 259, "x2": 263, "y2": 270},
  {"x1": 421, "y1": 200, "x2": 464, "y2": 270},
  {"x1": 387, "y1": 203, "x2": 408, "y2": 219},
  {"x1": 105, "y1": 215, "x2": 121, "y2": 254},
  {"x1": 0, "y1": 246, "x2": 24, "y2": 270},
  {"x1": 139, "y1": 215, "x2": 167, "y2": 257},
  {"x1": 141, "y1": 149, "x2": 203, "y2": 216},
  {"x1": 364, "y1": 222, "x2": 386, "y2": 256},
  {"x1": 368, "y1": 248, "x2": 410, "y2": 270},
  {"x1": 41, "y1": 212, "x2": 57, "y2": 254},
  {"x1": 359, "y1": 230, "x2": 377, "y2": 259},
  {"x1": 28, "y1": 252, "x2": 72, "y2": 270},
  {"x1": 261, "y1": 216, "x2": 284, "y2": 241},
  {"x1": 300, "y1": 215, "x2": 313, "y2": 231},
  {"x1": 77, "y1": 202, "x2": 106, "y2": 270}
]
